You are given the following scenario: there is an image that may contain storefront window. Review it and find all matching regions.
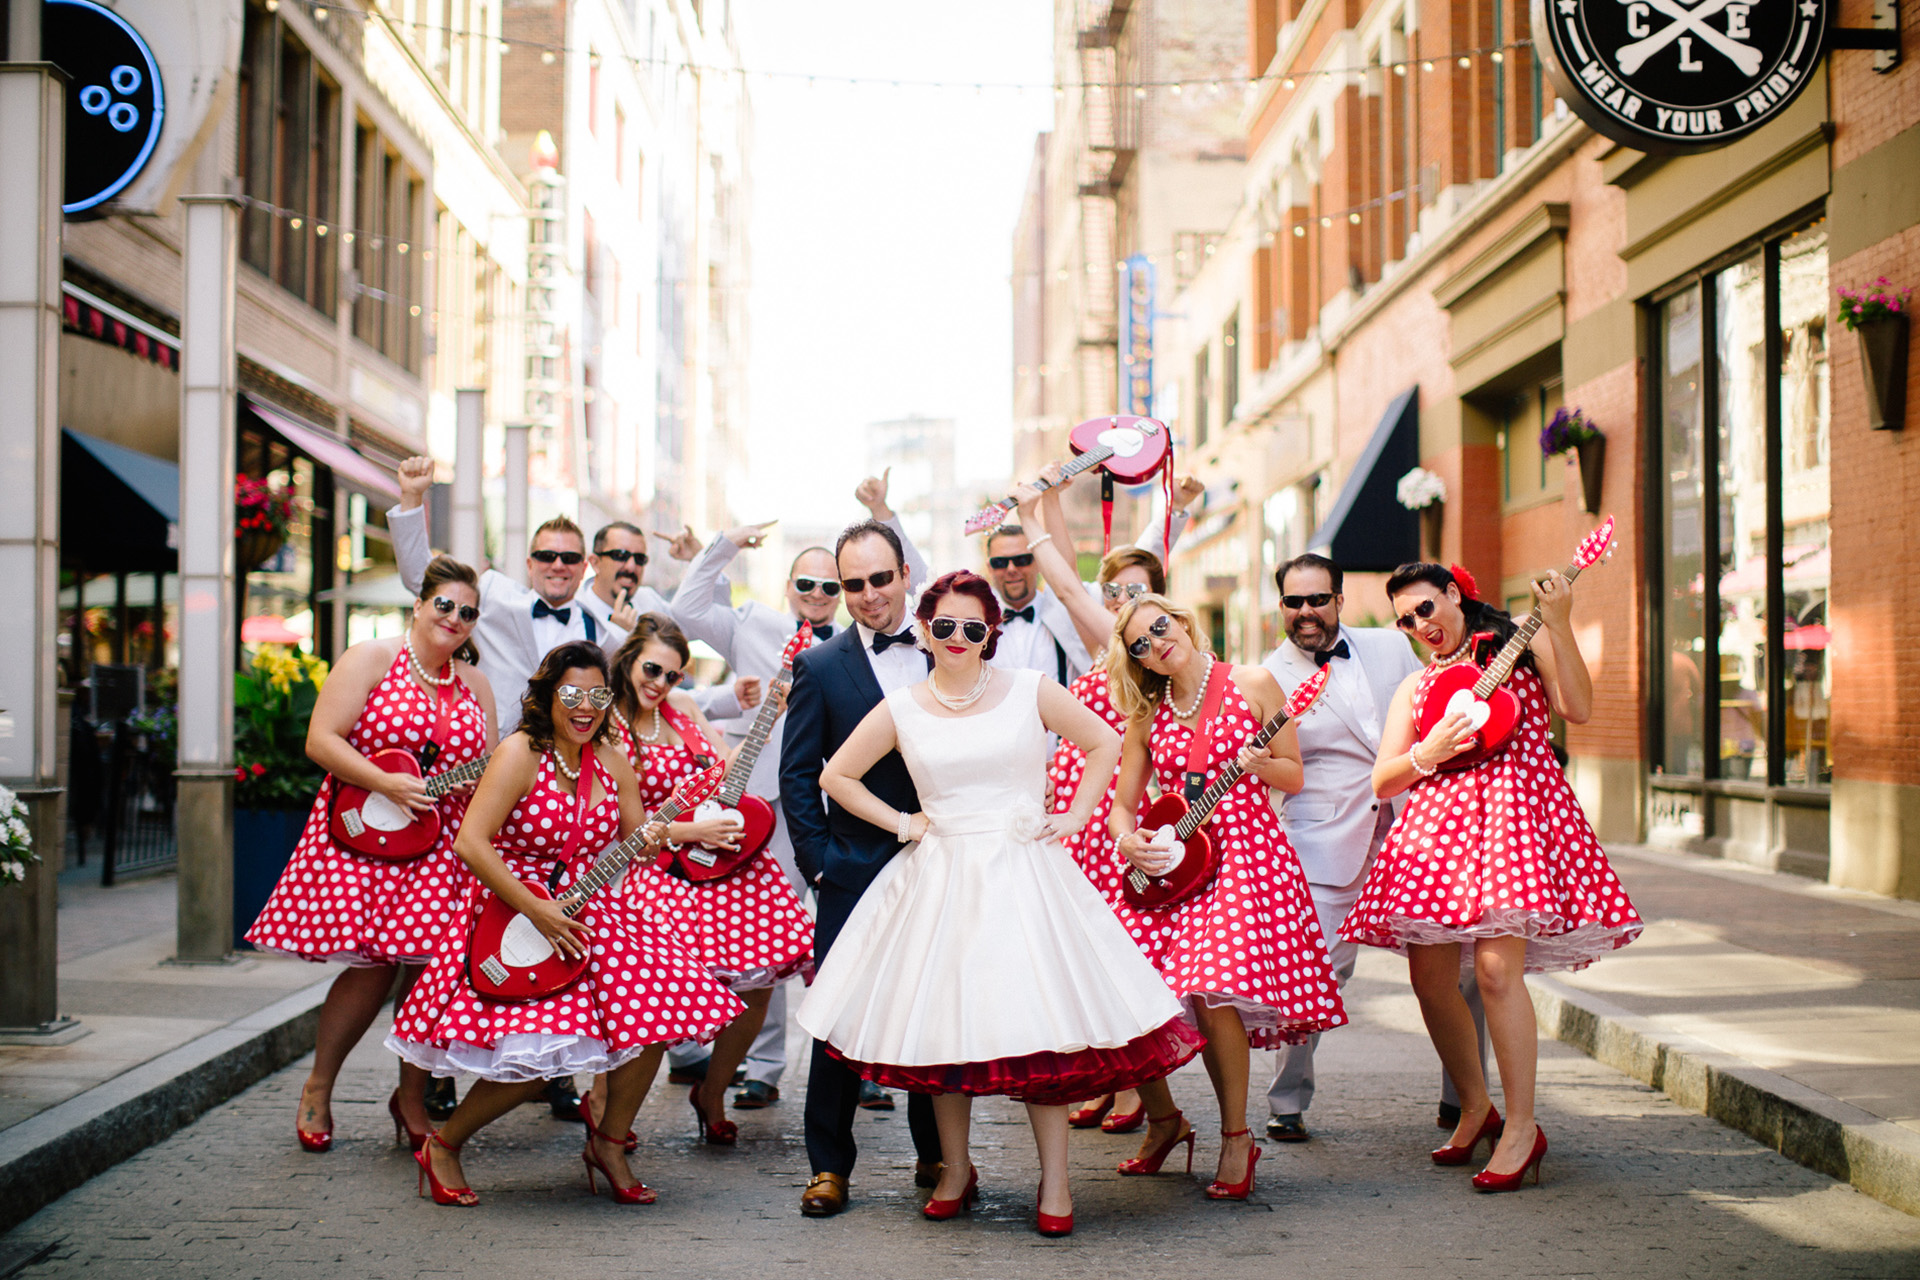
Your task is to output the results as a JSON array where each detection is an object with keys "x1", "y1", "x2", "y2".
[
  {"x1": 1778, "y1": 225, "x2": 1831, "y2": 785},
  {"x1": 1716, "y1": 254, "x2": 1767, "y2": 778},
  {"x1": 1659, "y1": 284, "x2": 1707, "y2": 776}
]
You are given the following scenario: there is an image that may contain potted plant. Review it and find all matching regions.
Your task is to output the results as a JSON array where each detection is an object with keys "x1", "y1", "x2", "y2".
[
  {"x1": 1397, "y1": 466, "x2": 1447, "y2": 559},
  {"x1": 0, "y1": 784, "x2": 38, "y2": 892},
  {"x1": 235, "y1": 475, "x2": 295, "y2": 572},
  {"x1": 1540, "y1": 406, "x2": 1606, "y2": 514},
  {"x1": 1838, "y1": 277, "x2": 1911, "y2": 431},
  {"x1": 231, "y1": 644, "x2": 329, "y2": 945}
]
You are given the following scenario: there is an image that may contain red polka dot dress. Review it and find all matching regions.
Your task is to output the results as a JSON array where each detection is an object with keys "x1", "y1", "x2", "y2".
[
  {"x1": 244, "y1": 649, "x2": 484, "y2": 966},
  {"x1": 1340, "y1": 665, "x2": 1643, "y2": 972},
  {"x1": 1108, "y1": 677, "x2": 1348, "y2": 1049},
  {"x1": 620, "y1": 710, "x2": 813, "y2": 993},
  {"x1": 387, "y1": 750, "x2": 744, "y2": 1080},
  {"x1": 1047, "y1": 669, "x2": 1133, "y2": 909}
]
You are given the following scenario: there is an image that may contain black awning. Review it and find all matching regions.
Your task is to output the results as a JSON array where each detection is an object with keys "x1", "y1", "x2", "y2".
[
  {"x1": 62, "y1": 429, "x2": 178, "y2": 574},
  {"x1": 1308, "y1": 386, "x2": 1419, "y2": 573}
]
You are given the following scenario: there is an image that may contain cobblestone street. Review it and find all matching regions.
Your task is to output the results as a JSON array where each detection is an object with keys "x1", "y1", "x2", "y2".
[{"x1": 9, "y1": 954, "x2": 1920, "y2": 1279}]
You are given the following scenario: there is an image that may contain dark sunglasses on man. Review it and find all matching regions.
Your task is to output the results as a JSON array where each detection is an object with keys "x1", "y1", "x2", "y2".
[
  {"x1": 792, "y1": 576, "x2": 841, "y2": 597},
  {"x1": 839, "y1": 569, "x2": 897, "y2": 595},
  {"x1": 1127, "y1": 613, "x2": 1176, "y2": 659},
  {"x1": 1393, "y1": 598, "x2": 1441, "y2": 632},
  {"x1": 988, "y1": 553, "x2": 1035, "y2": 571},
  {"x1": 1281, "y1": 593, "x2": 1335, "y2": 610},
  {"x1": 597, "y1": 548, "x2": 648, "y2": 565},
  {"x1": 638, "y1": 660, "x2": 684, "y2": 687},
  {"x1": 427, "y1": 596, "x2": 480, "y2": 624},
  {"x1": 927, "y1": 617, "x2": 990, "y2": 645},
  {"x1": 556, "y1": 684, "x2": 615, "y2": 710},
  {"x1": 530, "y1": 549, "x2": 585, "y2": 566}
]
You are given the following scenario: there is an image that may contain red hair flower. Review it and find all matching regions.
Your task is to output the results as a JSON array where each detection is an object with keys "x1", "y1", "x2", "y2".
[{"x1": 1448, "y1": 562, "x2": 1480, "y2": 602}]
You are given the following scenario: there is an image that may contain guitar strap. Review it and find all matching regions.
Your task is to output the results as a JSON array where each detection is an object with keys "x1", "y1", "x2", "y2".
[
  {"x1": 549, "y1": 750, "x2": 600, "y2": 890},
  {"x1": 657, "y1": 701, "x2": 719, "y2": 769},
  {"x1": 418, "y1": 677, "x2": 461, "y2": 773},
  {"x1": 1181, "y1": 661, "x2": 1234, "y2": 803}
]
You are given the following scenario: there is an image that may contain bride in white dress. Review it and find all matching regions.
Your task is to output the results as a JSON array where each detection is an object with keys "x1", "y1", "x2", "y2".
[{"x1": 798, "y1": 571, "x2": 1203, "y2": 1237}]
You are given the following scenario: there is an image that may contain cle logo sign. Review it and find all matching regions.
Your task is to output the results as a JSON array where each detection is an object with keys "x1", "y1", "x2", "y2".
[
  {"x1": 44, "y1": 0, "x2": 166, "y2": 214},
  {"x1": 1530, "y1": 0, "x2": 1828, "y2": 153}
]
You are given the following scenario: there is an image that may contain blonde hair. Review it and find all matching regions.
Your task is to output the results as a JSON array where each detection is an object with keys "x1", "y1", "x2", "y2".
[{"x1": 1104, "y1": 593, "x2": 1209, "y2": 727}]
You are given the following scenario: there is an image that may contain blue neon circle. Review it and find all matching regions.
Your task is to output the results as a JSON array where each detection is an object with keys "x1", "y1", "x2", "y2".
[{"x1": 53, "y1": 0, "x2": 166, "y2": 214}]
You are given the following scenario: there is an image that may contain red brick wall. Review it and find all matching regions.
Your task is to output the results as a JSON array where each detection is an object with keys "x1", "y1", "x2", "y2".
[
  {"x1": 501, "y1": 1, "x2": 567, "y2": 151},
  {"x1": 1829, "y1": 0, "x2": 1920, "y2": 166}
]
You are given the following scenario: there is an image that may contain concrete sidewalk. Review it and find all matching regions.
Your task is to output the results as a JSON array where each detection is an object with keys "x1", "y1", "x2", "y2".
[{"x1": 1533, "y1": 843, "x2": 1920, "y2": 1215}]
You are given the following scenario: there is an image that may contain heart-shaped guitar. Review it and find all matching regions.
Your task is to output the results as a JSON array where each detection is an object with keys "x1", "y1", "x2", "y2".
[
  {"x1": 330, "y1": 749, "x2": 493, "y2": 862},
  {"x1": 1120, "y1": 664, "x2": 1330, "y2": 911},
  {"x1": 467, "y1": 761, "x2": 725, "y2": 1003},
  {"x1": 964, "y1": 415, "x2": 1171, "y2": 536},
  {"x1": 1413, "y1": 516, "x2": 1616, "y2": 774}
]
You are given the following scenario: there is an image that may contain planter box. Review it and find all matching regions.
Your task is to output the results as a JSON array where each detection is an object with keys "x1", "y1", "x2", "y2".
[
  {"x1": 233, "y1": 806, "x2": 308, "y2": 947},
  {"x1": 1858, "y1": 313, "x2": 1910, "y2": 431}
]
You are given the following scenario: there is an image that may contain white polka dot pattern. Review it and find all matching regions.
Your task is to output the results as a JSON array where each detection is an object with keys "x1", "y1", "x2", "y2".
[{"x1": 1048, "y1": 670, "x2": 1129, "y2": 908}]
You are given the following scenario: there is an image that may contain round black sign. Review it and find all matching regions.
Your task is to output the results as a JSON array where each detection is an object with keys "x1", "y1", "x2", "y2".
[
  {"x1": 43, "y1": 0, "x2": 166, "y2": 214},
  {"x1": 1531, "y1": 0, "x2": 1828, "y2": 154}
]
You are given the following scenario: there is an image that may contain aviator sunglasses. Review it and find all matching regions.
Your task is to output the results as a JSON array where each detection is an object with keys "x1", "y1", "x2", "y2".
[
  {"x1": 530, "y1": 549, "x2": 585, "y2": 566},
  {"x1": 556, "y1": 684, "x2": 615, "y2": 711},
  {"x1": 1393, "y1": 598, "x2": 1442, "y2": 632},
  {"x1": 427, "y1": 596, "x2": 479, "y2": 624},
  {"x1": 988, "y1": 553, "x2": 1035, "y2": 570},
  {"x1": 839, "y1": 569, "x2": 898, "y2": 595},
  {"x1": 638, "y1": 660, "x2": 685, "y2": 687},
  {"x1": 1101, "y1": 582, "x2": 1149, "y2": 602},
  {"x1": 1127, "y1": 613, "x2": 1176, "y2": 659},
  {"x1": 927, "y1": 617, "x2": 990, "y2": 645},
  {"x1": 792, "y1": 576, "x2": 842, "y2": 597}
]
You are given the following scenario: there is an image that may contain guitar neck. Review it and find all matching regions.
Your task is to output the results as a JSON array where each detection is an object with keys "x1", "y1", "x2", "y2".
[
  {"x1": 719, "y1": 673, "x2": 792, "y2": 805},
  {"x1": 1469, "y1": 558, "x2": 1585, "y2": 697},
  {"x1": 425, "y1": 752, "x2": 491, "y2": 799},
  {"x1": 1173, "y1": 712, "x2": 1290, "y2": 839},
  {"x1": 998, "y1": 446, "x2": 1116, "y2": 513},
  {"x1": 563, "y1": 797, "x2": 690, "y2": 912}
]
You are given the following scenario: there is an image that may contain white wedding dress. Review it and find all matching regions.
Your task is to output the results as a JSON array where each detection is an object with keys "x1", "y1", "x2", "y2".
[{"x1": 796, "y1": 668, "x2": 1201, "y2": 1102}]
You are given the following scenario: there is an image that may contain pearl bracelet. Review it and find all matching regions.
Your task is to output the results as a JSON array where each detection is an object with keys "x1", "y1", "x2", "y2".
[
  {"x1": 1409, "y1": 747, "x2": 1437, "y2": 779},
  {"x1": 1026, "y1": 533, "x2": 1053, "y2": 551},
  {"x1": 896, "y1": 809, "x2": 914, "y2": 843}
]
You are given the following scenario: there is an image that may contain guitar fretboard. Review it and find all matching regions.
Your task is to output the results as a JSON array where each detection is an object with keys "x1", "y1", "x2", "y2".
[
  {"x1": 424, "y1": 752, "x2": 492, "y2": 799},
  {"x1": 974, "y1": 445, "x2": 1116, "y2": 523},
  {"x1": 718, "y1": 670, "x2": 794, "y2": 806},
  {"x1": 1174, "y1": 710, "x2": 1292, "y2": 839},
  {"x1": 562, "y1": 796, "x2": 693, "y2": 914},
  {"x1": 1469, "y1": 558, "x2": 1586, "y2": 698}
]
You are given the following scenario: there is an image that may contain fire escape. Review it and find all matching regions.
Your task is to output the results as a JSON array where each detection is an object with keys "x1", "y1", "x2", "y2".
[{"x1": 1075, "y1": 0, "x2": 1138, "y2": 416}]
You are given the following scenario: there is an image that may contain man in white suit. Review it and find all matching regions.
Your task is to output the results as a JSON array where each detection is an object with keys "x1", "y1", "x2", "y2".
[{"x1": 1261, "y1": 553, "x2": 1488, "y2": 1141}]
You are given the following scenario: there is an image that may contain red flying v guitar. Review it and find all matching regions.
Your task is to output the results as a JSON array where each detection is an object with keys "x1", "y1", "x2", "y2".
[
  {"x1": 1121, "y1": 665, "x2": 1330, "y2": 911},
  {"x1": 662, "y1": 623, "x2": 812, "y2": 882},
  {"x1": 331, "y1": 750, "x2": 493, "y2": 862},
  {"x1": 1414, "y1": 515, "x2": 1616, "y2": 773},
  {"x1": 467, "y1": 762, "x2": 725, "y2": 1003},
  {"x1": 965, "y1": 415, "x2": 1172, "y2": 536}
]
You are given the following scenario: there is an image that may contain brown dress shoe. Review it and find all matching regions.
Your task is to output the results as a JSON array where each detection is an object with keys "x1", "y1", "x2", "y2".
[
  {"x1": 800, "y1": 1172, "x2": 849, "y2": 1217},
  {"x1": 913, "y1": 1159, "x2": 943, "y2": 1189}
]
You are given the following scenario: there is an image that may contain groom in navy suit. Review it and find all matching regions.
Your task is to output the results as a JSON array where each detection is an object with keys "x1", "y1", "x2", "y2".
[{"x1": 780, "y1": 518, "x2": 943, "y2": 1217}]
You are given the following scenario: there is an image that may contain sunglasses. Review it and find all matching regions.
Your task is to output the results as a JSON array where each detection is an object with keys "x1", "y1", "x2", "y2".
[
  {"x1": 1393, "y1": 598, "x2": 1442, "y2": 632},
  {"x1": 839, "y1": 569, "x2": 898, "y2": 595},
  {"x1": 638, "y1": 660, "x2": 684, "y2": 687},
  {"x1": 927, "y1": 617, "x2": 990, "y2": 645},
  {"x1": 427, "y1": 596, "x2": 479, "y2": 624},
  {"x1": 1281, "y1": 593, "x2": 1335, "y2": 610},
  {"x1": 1101, "y1": 582, "x2": 1149, "y2": 602},
  {"x1": 556, "y1": 684, "x2": 614, "y2": 710},
  {"x1": 792, "y1": 576, "x2": 842, "y2": 597},
  {"x1": 597, "y1": 548, "x2": 648, "y2": 565},
  {"x1": 988, "y1": 553, "x2": 1035, "y2": 570},
  {"x1": 530, "y1": 549, "x2": 585, "y2": 566},
  {"x1": 1127, "y1": 613, "x2": 1176, "y2": 659}
]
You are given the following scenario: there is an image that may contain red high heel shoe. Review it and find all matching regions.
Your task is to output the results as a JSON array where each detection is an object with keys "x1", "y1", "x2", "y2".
[
  {"x1": 1036, "y1": 1207, "x2": 1074, "y2": 1237},
  {"x1": 689, "y1": 1084, "x2": 737, "y2": 1146},
  {"x1": 582, "y1": 1113, "x2": 657, "y2": 1205},
  {"x1": 579, "y1": 1089, "x2": 638, "y2": 1153},
  {"x1": 1204, "y1": 1129, "x2": 1261, "y2": 1200},
  {"x1": 1472, "y1": 1124, "x2": 1547, "y2": 1192},
  {"x1": 1102, "y1": 1101, "x2": 1148, "y2": 1134},
  {"x1": 922, "y1": 1165, "x2": 978, "y2": 1220},
  {"x1": 295, "y1": 1090, "x2": 331, "y2": 1153},
  {"x1": 1117, "y1": 1109, "x2": 1195, "y2": 1176},
  {"x1": 388, "y1": 1090, "x2": 428, "y2": 1152},
  {"x1": 1431, "y1": 1104, "x2": 1503, "y2": 1166},
  {"x1": 1067, "y1": 1097, "x2": 1113, "y2": 1129},
  {"x1": 415, "y1": 1132, "x2": 478, "y2": 1206}
]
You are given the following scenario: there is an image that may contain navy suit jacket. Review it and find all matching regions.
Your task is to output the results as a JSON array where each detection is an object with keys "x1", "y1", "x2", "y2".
[{"x1": 778, "y1": 625, "x2": 921, "y2": 898}]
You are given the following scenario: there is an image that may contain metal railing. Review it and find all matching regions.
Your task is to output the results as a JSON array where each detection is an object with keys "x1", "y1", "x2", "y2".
[{"x1": 100, "y1": 722, "x2": 177, "y2": 885}]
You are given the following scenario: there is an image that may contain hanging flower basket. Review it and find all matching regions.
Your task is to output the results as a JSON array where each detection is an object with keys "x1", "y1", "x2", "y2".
[
  {"x1": 235, "y1": 476, "x2": 294, "y2": 572},
  {"x1": 1839, "y1": 279, "x2": 1912, "y2": 431},
  {"x1": 1539, "y1": 407, "x2": 1607, "y2": 514},
  {"x1": 1397, "y1": 467, "x2": 1447, "y2": 560}
]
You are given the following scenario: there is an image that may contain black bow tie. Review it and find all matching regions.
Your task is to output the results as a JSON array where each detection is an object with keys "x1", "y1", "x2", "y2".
[
  {"x1": 1005, "y1": 605, "x2": 1036, "y2": 624},
  {"x1": 802, "y1": 620, "x2": 834, "y2": 641},
  {"x1": 870, "y1": 628, "x2": 917, "y2": 654},
  {"x1": 532, "y1": 600, "x2": 571, "y2": 625},
  {"x1": 1313, "y1": 638, "x2": 1351, "y2": 668}
]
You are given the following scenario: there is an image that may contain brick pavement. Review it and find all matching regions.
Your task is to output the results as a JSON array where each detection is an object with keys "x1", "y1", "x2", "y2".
[{"x1": 8, "y1": 952, "x2": 1920, "y2": 1280}]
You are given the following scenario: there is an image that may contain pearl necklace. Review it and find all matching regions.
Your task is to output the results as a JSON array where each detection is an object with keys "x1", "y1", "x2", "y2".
[
  {"x1": 550, "y1": 749, "x2": 581, "y2": 782},
  {"x1": 403, "y1": 636, "x2": 453, "y2": 686},
  {"x1": 1431, "y1": 637, "x2": 1476, "y2": 668},
  {"x1": 1167, "y1": 652, "x2": 1214, "y2": 720},
  {"x1": 637, "y1": 707, "x2": 664, "y2": 743},
  {"x1": 929, "y1": 667, "x2": 993, "y2": 712}
]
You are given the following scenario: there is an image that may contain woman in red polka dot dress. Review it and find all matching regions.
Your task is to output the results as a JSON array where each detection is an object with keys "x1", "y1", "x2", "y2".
[
  {"x1": 388, "y1": 641, "x2": 744, "y2": 1206},
  {"x1": 245, "y1": 556, "x2": 496, "y2": 1156},
  {"x1": 1105, "y1": 595, "x2": 1348, "y2": 1201},
  {"x1": 1342, "y1": 562, "x2": 1642, "y2": 1193},
  {"x1": 605, "y1": 614, "x2": 812, "y2": 1148}
]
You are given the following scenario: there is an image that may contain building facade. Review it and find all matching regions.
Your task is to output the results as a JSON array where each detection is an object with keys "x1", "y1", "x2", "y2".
[{"x1": 1161, "y1": 0, "x2": 1920, "y2": 897}]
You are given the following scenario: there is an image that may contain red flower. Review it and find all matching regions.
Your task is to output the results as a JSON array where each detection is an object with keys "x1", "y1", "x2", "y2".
[
  {"x1": 250, "y1": 762, "x2": 267, "y2": 778},
  {"x1": 233, "y1": 766, "x2": 247, "y2": 781}
]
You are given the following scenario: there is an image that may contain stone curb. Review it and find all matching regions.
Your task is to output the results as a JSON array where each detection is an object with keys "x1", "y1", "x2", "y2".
[
  {"x1": 1530, "y1": 974, "x2": 1920, "y2": 1218},
  {"x1": 0, "y1": 974, "x2": 334, "y2": 1235}
]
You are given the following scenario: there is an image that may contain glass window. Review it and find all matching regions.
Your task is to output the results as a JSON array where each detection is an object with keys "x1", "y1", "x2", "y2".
[
  {"x1": 1716, "y1": 254, "x2": 1767, "y2": 779},
  {"x1": 1779, "y1": 225, "x2": 1831, "y2": 785},
  {"x1": 1659, "y1": 285, "x2": 1707, "y2": 776}
]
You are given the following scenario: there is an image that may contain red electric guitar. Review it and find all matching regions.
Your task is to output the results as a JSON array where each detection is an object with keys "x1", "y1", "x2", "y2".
[
  {"x1": 1121, "y1": 665, "x2": 1330, "y2": 911},
  {"x1": 1414, "y1": 515, "x2": 1616, "y2": 773},
  {"x1": 468, "y1": 762, "x2": 724, "y2": 1003},
  {"x1": 661, "y1": 623, "x2": 812, "y2": 882},
  {"x1": 330, "y1": 750, "x2": 493, "y2": 862},
  {"x1": 965, "y1": 414, "x2": 1171, "y2": 536}
]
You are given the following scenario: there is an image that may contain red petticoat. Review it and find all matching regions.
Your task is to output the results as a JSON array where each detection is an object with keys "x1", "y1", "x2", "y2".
[{"x1": 824, "y1": 1016, "x2": 1205, "y2": 1105}]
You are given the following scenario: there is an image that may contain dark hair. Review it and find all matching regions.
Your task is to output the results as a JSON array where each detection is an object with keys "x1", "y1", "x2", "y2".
[
  {"x1": 1276, "y1": 552, "x2": 1343, "y2": 595},
  {"x1": 1099, "y1": 545, "x2": 1166, "y2": 595},
  {"x1": 834, "y1": 518, "x2": 906, "y2": 572},
  {"x1": 518, "y1": 640, "x2": 612, "y2": 751},
  {"x1": 592, "y1": 520, "x2": 643, "y2": 554},
  {"x1": 418, "y1": 555, "x2": 482, "y2": 665},
  {"x1": 609, "y1": 613, "x2": 692, "y2": 716},
  {"x1": 915, "y1": 570, "x2": 1003, "y2": 661},
  {"x1": 531, "y1": 514, "x2": 585, "y2": 552},
  {"x1": 1384, "y1": 562, "x2": 1529, "y2": 669}
]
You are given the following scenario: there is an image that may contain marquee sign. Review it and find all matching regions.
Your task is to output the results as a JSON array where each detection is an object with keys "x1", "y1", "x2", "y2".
[
  {"x1": 1531, "y1": 0, "x2": 1829, "y2": 153},
  {"x1": 43, "y1": 0, "x2": 167, "y2": 214},
  {"x1": 1118, "y1": 255, "x2": 1155, "y2": 418}
]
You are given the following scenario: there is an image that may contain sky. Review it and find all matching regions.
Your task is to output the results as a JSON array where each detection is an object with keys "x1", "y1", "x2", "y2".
[{"x1": 731, "y1": 0, "x2": 1054, "y2": 529}]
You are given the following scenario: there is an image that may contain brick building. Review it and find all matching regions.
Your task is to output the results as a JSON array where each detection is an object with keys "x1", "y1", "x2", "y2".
[{"x1": 1162, "y1": 0, "x2": 1920, "y2": 898}]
